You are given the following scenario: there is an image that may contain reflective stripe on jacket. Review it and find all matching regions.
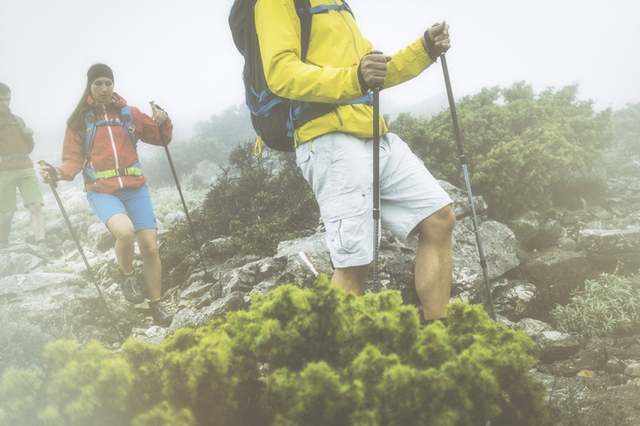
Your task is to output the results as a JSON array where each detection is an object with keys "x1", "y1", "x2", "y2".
[
  {"x1": 59, "y1": 93, "x2": 173, "y2": 194},
  {"x1": 255, "y1": 0, "x2": 435, "y2": 144}
]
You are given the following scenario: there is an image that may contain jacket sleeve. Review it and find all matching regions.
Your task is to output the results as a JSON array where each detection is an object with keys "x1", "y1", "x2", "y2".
[
  {"x1": 131, "y1": 106, "x2": 173, "y2": 146},
  {"x1": 59, "y1": 128, "x2": 86, "y2": 181},
  {"x1": 385, "y1": 39, "x2": 435, "y2": 90},
  {"x1": 255, "y1": 0, "x2": 434, "y2": 102},
  {"x1": 255, "y1": 0, "x2": 364, "y2": 104}
]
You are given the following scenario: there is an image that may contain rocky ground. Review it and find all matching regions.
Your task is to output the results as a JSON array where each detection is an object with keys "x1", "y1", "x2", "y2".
[{"x1": 1, "y1": 155, "x2": 640, "y2": 424}]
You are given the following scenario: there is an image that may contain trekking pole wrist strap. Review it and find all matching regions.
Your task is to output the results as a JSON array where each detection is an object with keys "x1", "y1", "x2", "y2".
[
  {"x1": 423, "y1": 29, "x2": 439, "y2": 61},
  {"x1": 357, "y1": 62, "x2": 369, "y2": 94}
]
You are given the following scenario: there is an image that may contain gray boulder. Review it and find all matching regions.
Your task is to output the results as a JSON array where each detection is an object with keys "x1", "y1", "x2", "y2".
[
  {"x1": 452, "y1": 217, "x2": 520, "y2": 306},
  {"x1": 493, "y1": 280, "x2": 536, "y2": 321},
  {"x1": 438, "y1": 180, "x2": 488, "y2": 218},
  {"x1": 515, "y1": 319, "x2": 580, "y2": 364},
  {"x1": 0, "y1": 272, "x2": 109, "y2": 342},
  {"x1": 170, "y1": 291, "x2": 247, "y2": 331}
]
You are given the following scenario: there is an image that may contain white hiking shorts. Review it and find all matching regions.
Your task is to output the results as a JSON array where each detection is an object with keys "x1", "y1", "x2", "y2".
[{"x1": 296, "y1": 132, "x2": 453, "y2": 268}]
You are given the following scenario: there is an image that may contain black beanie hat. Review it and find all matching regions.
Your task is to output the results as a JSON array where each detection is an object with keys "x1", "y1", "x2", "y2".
[{"x1": 87, "y1": 64, "x2": 114, "y2": 85}]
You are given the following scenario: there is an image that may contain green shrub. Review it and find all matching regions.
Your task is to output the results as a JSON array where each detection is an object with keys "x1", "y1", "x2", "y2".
[
  {"x1": 551, "y1": 274, "x2": 640, "y2": 342},
  {"x1": 388, "y1": 83, "x2": 612, "y2": 221},
  {"x1": 0, "y1": 316, "x2": 55, "y2": 376},
  {"x1": 165, "y1": 141, "x2": 320, "y2": 260},
  {"x1": 0, "y1": 341, "x2": 133, "y2": 426},
  {"x1": 0, "y1": 276, "x2": 549, "y2": 425},
  {"x1": 611, "y1": 102, "x2": 640, "y2": 157}
]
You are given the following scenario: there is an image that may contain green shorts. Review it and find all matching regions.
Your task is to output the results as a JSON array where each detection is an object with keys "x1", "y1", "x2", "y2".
[{"x1": 0, "y1": 168, "x2": 44, "y2": 212}]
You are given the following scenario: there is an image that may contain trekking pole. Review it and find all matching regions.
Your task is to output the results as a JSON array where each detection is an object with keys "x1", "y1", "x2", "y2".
[
  {"x1": 37, "y1": 161, "x2": 124, "y2": 340},
  {"x1": 149, "y1": 102, "x2": 208, "y2": 276},
  {"x1": 372, "y1": 87, "x2": 381, "y2": 293},
  {"x1": 438, "y1": 54, "x2": 496, "y2": 320}
]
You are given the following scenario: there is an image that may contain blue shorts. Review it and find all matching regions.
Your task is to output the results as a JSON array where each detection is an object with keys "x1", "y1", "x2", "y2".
[{"x1": 87, "y1": 185, "x2": 157, "y2": 232}]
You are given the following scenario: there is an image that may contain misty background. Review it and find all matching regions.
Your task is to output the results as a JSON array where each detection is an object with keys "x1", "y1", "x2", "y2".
[{"x1": 2, "y1": 0, "x2": 639, "y2": 167}]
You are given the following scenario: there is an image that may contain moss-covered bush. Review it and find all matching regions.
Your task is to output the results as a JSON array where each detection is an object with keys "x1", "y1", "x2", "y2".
[
  {"x1": 0, "y1": 276, "x2": 549, "y2": 425},
  {"x1": 551, "y1": 274, "x2": 640, "y2": 342}
]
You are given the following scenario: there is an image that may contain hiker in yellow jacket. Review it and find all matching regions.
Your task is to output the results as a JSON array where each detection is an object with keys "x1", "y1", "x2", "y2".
[{"x1": 256, "y1": 0, "x2": 456, "y2": 324}]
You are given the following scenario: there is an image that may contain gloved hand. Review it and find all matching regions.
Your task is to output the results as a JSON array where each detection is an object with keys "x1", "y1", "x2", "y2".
[
  {"x1": 423, "y1": 21, "x2": 451, "y2": 59},
  {"x1": 38, "y1": 161, "x2": 61, "y2": 184},
  {"x1": 149, "y1": 101, "x2": 168, "y2": 127},
  {"x1": 357, "y1": 50, "x2": 392, "y2": 93}
]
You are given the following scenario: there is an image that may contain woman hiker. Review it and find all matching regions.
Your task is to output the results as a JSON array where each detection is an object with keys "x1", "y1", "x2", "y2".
[{"x1": 41, "y1": 63, "x2": 174, "y2": 326}]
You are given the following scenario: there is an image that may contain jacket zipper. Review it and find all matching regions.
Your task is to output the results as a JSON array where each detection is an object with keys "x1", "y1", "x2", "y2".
[
  {"x1": 103, "y1": 105, "x2": 124, "y2": 189},
  {"x1": 334, "y1": 0, "x2": 360, "y2": 58}
]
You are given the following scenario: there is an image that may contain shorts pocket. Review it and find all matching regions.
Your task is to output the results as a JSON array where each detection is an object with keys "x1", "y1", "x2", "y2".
[
  {"x1": 295, "y1": 142, "x2": 311, "y2": 167},
  {"x1": 321, "y1": 191, "x2": 369, "y2": 254}
]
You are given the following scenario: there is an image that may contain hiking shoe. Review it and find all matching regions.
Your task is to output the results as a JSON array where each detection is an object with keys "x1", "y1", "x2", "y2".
[
  {"x1": 121, "y1": 272, "x2": 144, "y2": 304},
  {"x1": 150, "y1": 300, "x2": 174, "y2": 327}
]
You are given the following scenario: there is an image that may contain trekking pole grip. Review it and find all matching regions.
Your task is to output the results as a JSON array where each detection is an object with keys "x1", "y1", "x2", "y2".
[
  {"x1": 38, "y1": 160, "x2": 58, "y2": 189},
  {"x1": 149, "y1": 101, "x2": 168, "y2": 147}
]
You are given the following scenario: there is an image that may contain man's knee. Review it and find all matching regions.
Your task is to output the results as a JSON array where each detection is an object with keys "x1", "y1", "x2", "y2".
[
  {"x1": 26, "y1": 203, "x2": 42, "y2": 215},
  {"x1": 332, "y1": 262, "x2": 372, "y2": 295},
  {"x1": 417, "y1": 205, "x2": 456, "y2": 239}
]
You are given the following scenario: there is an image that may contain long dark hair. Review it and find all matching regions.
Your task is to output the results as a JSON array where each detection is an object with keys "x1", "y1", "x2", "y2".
[
  {"x1": 66, "y1": 83, "x2": 93, "y2": 132},
  {"x1": 67, "y1": 63, "x2": 115, "y2": 131}
]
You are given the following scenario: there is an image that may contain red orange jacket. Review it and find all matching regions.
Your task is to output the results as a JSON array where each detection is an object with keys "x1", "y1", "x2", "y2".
[{"x1": 59, "y1": 93, "x2": 172, "y2": 194}]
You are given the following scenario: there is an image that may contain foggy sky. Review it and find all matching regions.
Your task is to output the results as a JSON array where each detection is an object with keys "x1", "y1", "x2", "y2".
[{"x1": 2, "y1": 0, "x2": 639, "y2": 143}]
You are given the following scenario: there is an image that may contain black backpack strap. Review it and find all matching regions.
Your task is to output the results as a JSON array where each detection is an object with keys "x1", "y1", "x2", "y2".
[{"x1": 295, "y1": 0, "x2": 312, "y2": 62}]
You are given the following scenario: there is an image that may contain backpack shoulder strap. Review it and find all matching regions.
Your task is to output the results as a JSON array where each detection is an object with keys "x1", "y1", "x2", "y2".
[
  {"x1": 295, "y1": 0, "x2": 312, "y2": 62},
  {"x1": 119, "y1": 104, "x2": 137, "y2": 148},
  {"x1": 84, "y1": 105, "x2": 137, "y2": 160},
  {"x1": 85, "y1": 111, "x2": 98, "y2": 159}
]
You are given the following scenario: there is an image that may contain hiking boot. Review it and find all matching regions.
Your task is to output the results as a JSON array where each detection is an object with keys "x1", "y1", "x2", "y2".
[
  {"x1": 150, "y1": 300, "x2": 174, "y2": 327},
  {"x1": 121, "y1": 272, "x2": 144, "y2": 304}
]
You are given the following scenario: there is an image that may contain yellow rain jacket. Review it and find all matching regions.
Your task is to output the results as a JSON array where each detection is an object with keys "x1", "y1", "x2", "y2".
[{"x1": 255, "y1": 0, "x2": 435, "y2": 145}]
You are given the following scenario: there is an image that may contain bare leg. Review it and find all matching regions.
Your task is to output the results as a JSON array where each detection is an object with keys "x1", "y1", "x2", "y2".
[
  {"x1": 0, "y1": 211, "x2": 14, "y2": 242},
  {"x1": 414, "y1": 206, "x2": 456, "y2": 320},
  {"x1": 106, "y1": 213, "x2": 135, "y2": 275},
  {"x1": 136, "y1": 228, "x2": 162, "y2": 301},
  {"x1": 331, "y1": 262, "x2": 372, "y2": 296},
  {"x1": 26, "y1": 203, "x2": 45, "y2": 242}
]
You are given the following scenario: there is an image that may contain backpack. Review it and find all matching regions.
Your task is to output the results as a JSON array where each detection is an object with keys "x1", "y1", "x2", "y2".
[
  {"x1": 82, "y1": 104, "x2": 142, "y2": 184},
  {"x1": 229, "y1": 0, "x2": 357, "y2": 153}
]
